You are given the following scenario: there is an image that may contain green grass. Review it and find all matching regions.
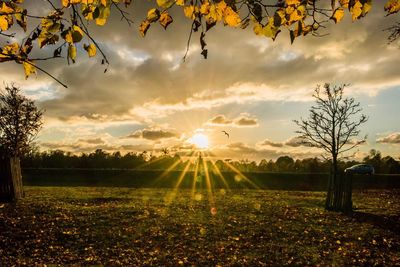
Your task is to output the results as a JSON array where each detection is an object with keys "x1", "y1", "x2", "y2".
[{"x1": 1, "y1": 187, "x2": 399, "y2": 266}]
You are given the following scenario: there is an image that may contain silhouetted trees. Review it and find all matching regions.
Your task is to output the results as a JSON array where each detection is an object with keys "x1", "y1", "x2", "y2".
[
  {"x1": 275, "y1": 156, "x2": 295, "y2": 172},
  {"x1": 21, "y1": 149, "x2": 400, "y2": 174},
  {"x1": 363, "y1": 149, "x2": 400, "y2": 174},
  {"x1": 0, "y1": 85, "x2": 43, "y2": 157}
]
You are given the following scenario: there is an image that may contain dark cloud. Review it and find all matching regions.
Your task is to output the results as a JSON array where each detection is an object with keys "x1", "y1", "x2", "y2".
[
  {"x1": 40, "y1": 140, "x2": 152, "y2": 154},
  {"x1": 78, "y1": 138, "x2": 105, "y2": 145},
  {"x1": 208, "y1": 113, "x2": 258, "y2": 127},
  {"x1": 258, "y1": 139, "x2": 284, "y2": 148},
  {"x1": 208, "y1": 115, "x2": 233, "y2": 125},
  {"x1": 234, "y1": 114, "x2": 258, "y2": 127},
  {"x1": 257, "y1": 136, "x2": 312, "y2": 148},
  {"x1": 376, "y1": 133, "x2": 400, "y2": 144},
  {"x1": 227, "y1": 142, "x2": 260, "y2": 154},
  {"x1": 40, "y1": 141, "x2": 115, "y2": 153},
  {"x1": 125, "y1": 128, "x2": 179, "y2": 140},
  {"x1": 125, "y1": 131, "x2": 142, "y2": 139},
  {"x1": 258, "y1": 136, "x2": 317, "y2": 148},
  {"x1": 285, "y1": 136, "x2": 307, "y2": 147},
  {"x1": 40, "y1": 142, "x2": 76, "y2": 150},
  {"x1": 347, "y1": 139, "x2": 367, "y2": 145}
]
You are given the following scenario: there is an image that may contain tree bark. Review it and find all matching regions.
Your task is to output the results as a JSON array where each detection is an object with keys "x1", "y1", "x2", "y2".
[
  {"x1": 325, "y1": 156, "x2": 352, "y2": 212},
  {"x1": 342, "y1": 172, "x2": 353, "y2": 212},
  {"x1": 0, "y1": 156, "x2": 24, "y2": 202},
  {"x1": 325, "y1": 164, "x2": 334, "y2": 210}
]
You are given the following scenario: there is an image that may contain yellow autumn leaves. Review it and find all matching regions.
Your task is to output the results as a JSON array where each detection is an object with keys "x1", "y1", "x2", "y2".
[
  {"x1": 252, "y1": 0, "x2": 373, "y2": 41},
  {"x1": 62, "y1": 0, "x2": 130, "y2": 9},
  {"x1": 0, "y1": 43, "x2": 19, "y2": 62},
  {"x1": 0, "y1": 43, "x2": 35, "y2": 78},
  {"x1": 1, "y1": 0, "x2": 400, "y2": 82},
  {"x1": 139, "y1": 0, "x2": 241, "y2": 37},
  {"x1": 136, "y1": 0, "x2": 385, "y2": 44},
  {"x1": 331, "y1": 8, "x2": 345, "y2": 23},
  {"x1": 333, "y1": 0, "x2": 372, "y2": 21},
  {"x1": 139, "y1": 8, "x2": 174, "y2": 37},
  {"x1": 0, "y1": 0, "x2": 27, "y2": 31},
  {"x1": 0, "y1": 0, "x2": 107, "y2": 80},
  {"x1": 62, "y1": 25, "x2": 84, "y2": 63},
  {"x1": 64, "y1": 0, "x2": 112, "y2": 25},
  {"x1": 84, "y1": 43, "x2": 97, "y2": 57},
  {"x1": 385, "y1": 0, "x2": 400, "y2": 14},
  {"x1": 39, "y1": 17, "x2": 96, "y2": 64},
  {"x1": 252, "y1": 1, "x2": 309, "y2": 42},
  {"x1": 193, "y1": 0, "x2": 241, "y2": 27},
  {"x1": 156, "y1": 0, "x2": 175, "y2": 9}
]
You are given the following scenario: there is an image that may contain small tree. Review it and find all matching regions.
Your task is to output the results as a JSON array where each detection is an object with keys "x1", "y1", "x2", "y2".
[
  {"x1": 0, "y1": 84, "x2": 43, "y2": 201},
  {"x1": 294, "y1": 84, "x2": 367, "y2": 212}
]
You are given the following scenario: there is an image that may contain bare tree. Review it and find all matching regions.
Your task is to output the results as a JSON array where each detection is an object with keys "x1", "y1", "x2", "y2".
[
  {"x1": 294, "y1": 84, "x2": 367, "y2": 212},
  {"x1": 387, "y1": 22, "x2": 400, "y2": 44},
  {"x1": 0, "y1": 84, "x2": 43, "y2": 201}
]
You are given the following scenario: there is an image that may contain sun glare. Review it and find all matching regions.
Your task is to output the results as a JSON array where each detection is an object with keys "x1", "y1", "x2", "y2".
[{"x1": 189, "y1": 133, "x2": 209, "y2": 149}]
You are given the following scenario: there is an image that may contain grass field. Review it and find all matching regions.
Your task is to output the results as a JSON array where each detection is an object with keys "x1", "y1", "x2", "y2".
[{"x1": 1, "y1": 187, "x2": 399, "y2": 266}]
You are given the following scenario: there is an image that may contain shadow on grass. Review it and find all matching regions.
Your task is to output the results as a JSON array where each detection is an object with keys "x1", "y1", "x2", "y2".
[
  {"x1": 59, "y1": 197, "x2": 133, "y2": 206},
  {"x1": 349, "y1": 211, "x2": 400, "y2": 235}
]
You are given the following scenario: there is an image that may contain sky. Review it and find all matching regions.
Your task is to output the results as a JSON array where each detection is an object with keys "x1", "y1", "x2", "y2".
[{"x1": 1, "y1": 1, "x2": 400, "y2": 161}]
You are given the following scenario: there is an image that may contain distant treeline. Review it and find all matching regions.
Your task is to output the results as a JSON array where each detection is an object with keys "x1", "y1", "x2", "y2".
[{"x1": 21, "y1": 149, "x2": 400, "y2": 174}]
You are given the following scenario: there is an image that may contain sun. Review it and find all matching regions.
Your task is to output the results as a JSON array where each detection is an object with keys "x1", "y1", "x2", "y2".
[{"x1": 189, "y1": 132, "x2": 209, "y2": 149}]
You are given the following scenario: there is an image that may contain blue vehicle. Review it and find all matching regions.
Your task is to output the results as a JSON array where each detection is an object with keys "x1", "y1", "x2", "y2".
[{"x1": 344, "y1": 164, "x2": 375, "y2": 175}]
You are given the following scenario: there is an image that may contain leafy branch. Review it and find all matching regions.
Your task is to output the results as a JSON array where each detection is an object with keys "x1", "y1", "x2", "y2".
[{"x1": 0, "y1": 0, "x2": 399, "y2": 85}]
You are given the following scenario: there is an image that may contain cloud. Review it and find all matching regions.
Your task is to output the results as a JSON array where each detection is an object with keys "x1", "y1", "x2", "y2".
[
  {"x1": 77, "y1": 137, "x2": 106, "y2": 145},
  {"x1": 257, "y1": 139, "x2": 284, "y2": 148},
  {"x1": 211, "y1": 141, "x2": 321, "y2": 161},
  {"x1": 269, "y1": 136, "x2": 364, "y2": 148},
  {"x1": 7, "y1": 9, "x2": 398, "y2": 125},
  {"x1": 207, "y1": 113, "x2": 259, "y2": 127},
  {"x1": 40, "y1": 141, "x2": 114, "y2": 152},
  {"x1": 39, "y1": 139, "x2": 153, "y2": 154},
  {"x1": 208, "y1": 115, "x2": 232, "y2": 125},
  {"x1": 234, "y1": 113, "x2": 259, "y2": 127},
  {"x1": 125, "y1": 127, "x2": 179, "y2": 140},
  {"x1": 9, "y1": 5, "x2": 398, "y2": 125},
  {"x1": 257, "y1": 136, "x2": 309, "y2": 148},
  {"x1": 226, "y1": 142, "x2": 260, "y2": 154},
  {"x1": 284, "y1": 136, "x2": 308, "y2": 147},
  {"x1": 376, "y1": 133, "x2": 400, "y2": 144},
  {"x1": 347, "y1": 138, "x2": 367, "y2": 145},
  {"x1": 1, "y1": 3, "x2": 399, "y2": 160},
  {"x1": 129, "y1": 83, "x2": 312, "y2": 120}
]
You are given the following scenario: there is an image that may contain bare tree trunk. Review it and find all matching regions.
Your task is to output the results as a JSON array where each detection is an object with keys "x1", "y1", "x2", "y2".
[
  {"x1": 333, "y1": 156, "x2": 340, "y2": 210},
  {"x1": 0, "y1": 156, "x2": 24, "y2": 202},
  {"x1": 343, "y1": 173, "x2": 353, "y2": 213},
  {"x1": 325, "y1": 156, "x2": 352, "y2": 212},
  {"x1": 325, "y1": 163, "x2": 334, "y2": 210}
]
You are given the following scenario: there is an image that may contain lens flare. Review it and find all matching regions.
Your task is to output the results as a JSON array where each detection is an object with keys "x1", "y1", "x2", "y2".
[
  {"x1": 189, "y1": 133, "x2": 209, "y2": 149},
  {"x1": 210, "y1": 207, "x2": 217, "y2": 216}
]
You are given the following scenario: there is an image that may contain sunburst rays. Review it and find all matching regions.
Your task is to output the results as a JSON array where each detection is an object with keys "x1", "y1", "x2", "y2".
[
  {"x1": 152, "y1": 148, "x2": 259, "y2": 215},
  {"x1": 223, "y1": 161, "x2": 260, "y2": 189}
]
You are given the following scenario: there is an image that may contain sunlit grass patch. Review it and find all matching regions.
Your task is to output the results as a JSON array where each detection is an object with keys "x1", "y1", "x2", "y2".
[{"x1": 0, "y1": 187, "x2": 399, "y2": 266}]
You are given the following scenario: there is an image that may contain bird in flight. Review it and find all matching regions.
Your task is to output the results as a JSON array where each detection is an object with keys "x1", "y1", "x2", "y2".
[{"x1": 222, "y1": 131, "x2": 230, "y2": 138}]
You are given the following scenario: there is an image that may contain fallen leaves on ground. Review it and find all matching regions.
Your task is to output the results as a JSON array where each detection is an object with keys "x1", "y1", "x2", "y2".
[{"x1": 0, "y1": 188, "x2": 399, "y2": 266}]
